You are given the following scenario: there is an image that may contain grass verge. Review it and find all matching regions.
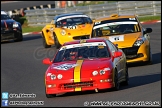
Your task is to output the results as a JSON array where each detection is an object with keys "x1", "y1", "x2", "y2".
[
  {"x1": 138, "y1": 15, "x2": 161, "y2": 22},
  {"x1": 16, "y1": 15, "x2": 161, "y2": 33}
]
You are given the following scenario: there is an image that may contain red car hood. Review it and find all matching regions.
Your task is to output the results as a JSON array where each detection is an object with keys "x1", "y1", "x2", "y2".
[{"x1": 47, "y1": 58, "x2": 113, "y2": 79}]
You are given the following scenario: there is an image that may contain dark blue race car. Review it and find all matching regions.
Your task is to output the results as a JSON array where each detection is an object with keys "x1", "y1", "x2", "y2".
[{"x1": 1, "y1": 10, "x2": 23, "y2": 42}]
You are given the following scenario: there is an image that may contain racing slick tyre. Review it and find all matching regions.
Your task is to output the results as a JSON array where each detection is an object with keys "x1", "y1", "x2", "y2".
[
  {"x1": 42, "y1": 33, "x2": 51, "y2": 48},
  {"x1": 121, "y1": 64, "x2": 129, "y2": 86},
  {"x1": 45, "y1": 87, "x2": 56, "y2": 98},
  {"x1": 14, "y1": 33, "x2": 23, "y2": 42},
  {"x1": 113, "y1": 69, "x2": 120, "y2": 91},
  {"x1": 146, "y1": 47, "x2": 152, "y2": 65},
  {"x1": 54, "y1": 33, "x2": 61, "y2": 49},
  {"x1": 46, "y1": 94, "x2": 56, "y2": 98}
]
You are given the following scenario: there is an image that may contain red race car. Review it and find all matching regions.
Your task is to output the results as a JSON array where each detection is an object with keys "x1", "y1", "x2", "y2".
[{"x1": 43, "y1": 38, "x2": 129, "y2": 98}]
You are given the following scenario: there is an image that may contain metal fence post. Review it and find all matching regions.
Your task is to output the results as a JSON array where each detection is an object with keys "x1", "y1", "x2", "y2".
[
  {"x1": 102, "y1": 6, "x2": 104, "y2": 16},
  {"x1": 72, "y1": 1, "x2": 76, "y2": 7},
  {"x1": 55, "y1": 1, "x2": 58, "y2": 8},
  {"x1": 88, "y1": 5, "x2": 92, "y2": 19},
  {"x1": 116, "y1": 1, "x2": 119, "y2": 14},
  {"x1": 24, "y1": 1, "x2": 161, "y2": 26},
  {"x1": 135, "y1": 2, "x2": 137, "y2": 16},
  {"x1": 152, "y1": 1, "x2": 156, "y2": 16},
  {"x1": 64, "y1": 7, "x2": 66, "y2": 13}
]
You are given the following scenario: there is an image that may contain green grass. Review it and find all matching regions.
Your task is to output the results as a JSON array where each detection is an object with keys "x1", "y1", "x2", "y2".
[
  {"x1": 138, "y1": 15, "x2": 161, "y2": 22},
  {"x1": 22, "y1": 26, "x2": 43, "y2": 33},
  {"x1": 16, "y1": 15, "x2": 161, "y2": 33},
  {"x1": 14, "y1": 16, "x2": 43, "y2": 33}
]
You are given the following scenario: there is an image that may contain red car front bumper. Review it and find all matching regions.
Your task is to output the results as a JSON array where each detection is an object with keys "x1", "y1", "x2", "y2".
[{"x1": 46, "y1": 75, "x2": 114, "y2": 95}]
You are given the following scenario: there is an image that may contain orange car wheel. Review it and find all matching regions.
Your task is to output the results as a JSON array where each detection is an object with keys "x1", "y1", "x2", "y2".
[
  {"x1": 54, "y1": 33, "x2": 61, "y2": 49},
  {"x1": 42, "y1": 33, "x2": 51, "y2": 48}
]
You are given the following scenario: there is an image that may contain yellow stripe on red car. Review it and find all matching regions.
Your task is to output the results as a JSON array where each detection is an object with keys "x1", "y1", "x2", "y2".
[{"x1": 74, "y1": 60, "x2": 83, "y2": 91}]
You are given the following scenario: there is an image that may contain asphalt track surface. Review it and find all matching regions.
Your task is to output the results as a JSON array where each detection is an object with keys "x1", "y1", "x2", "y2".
[
  {"x1": 1, "y1": 1, "x2": 55, "y2": 11},
  {"x1": 1, "y1": 23, "x2": 161, "y2": 107}
]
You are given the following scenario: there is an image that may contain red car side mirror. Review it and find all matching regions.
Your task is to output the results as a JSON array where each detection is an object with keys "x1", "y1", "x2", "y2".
[
  {"x1": 114, "y1": 51, "x2": 122, "y2": 58},
  {"x1": 43, "y1": 58, "x2": 52, "y2": 65}
]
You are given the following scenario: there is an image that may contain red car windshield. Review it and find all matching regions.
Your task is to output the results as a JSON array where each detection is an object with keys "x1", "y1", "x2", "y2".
[{"x1": 53, "y1": 45, "x2": 110, "y2": 63}]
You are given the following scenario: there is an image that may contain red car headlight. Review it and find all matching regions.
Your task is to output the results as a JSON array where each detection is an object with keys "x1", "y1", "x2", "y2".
[
  {"x1": 57, "y1": 74, "x2": 63, "y2": 79},
  {"x1": 50, "y1": 74, "x2": 56, "y2": 80},
  {"x1": 100, "y1": 67, "x2": 110, "y2": 75},
  {"x1": 47, "y1": 73, "x2": 63, "y2": 80},
  {"x1": 92, "y1": 71, "x2": 98, "y2": 76},
  {"x1": 100, "y1": 70, "x2": 105, "y2": 75}
]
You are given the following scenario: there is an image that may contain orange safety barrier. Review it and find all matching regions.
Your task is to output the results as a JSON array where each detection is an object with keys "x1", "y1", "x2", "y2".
[{"x1": 61, "y1": 1, "x2": 66, "y2": 8}]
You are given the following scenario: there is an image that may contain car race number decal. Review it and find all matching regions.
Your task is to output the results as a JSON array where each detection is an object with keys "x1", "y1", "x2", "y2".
[
  {"x1": 95, "y1": 21, "x2": 101, "y2": 25},
  {"x1": 129, "y1": 18, "x2": 136, "y2": 20},
  {"x1": 109, "y1": 35, "x2": 124, "y2": 42},
  {"x1": 63, "y1": 25, "x2": 77, "y2": 29},
  {"x1": 67, "y1": 25, "x2": 77, "y2": 29},
  {"x1": 53, "y1": 64, "x2": 77, "y2": 70}
]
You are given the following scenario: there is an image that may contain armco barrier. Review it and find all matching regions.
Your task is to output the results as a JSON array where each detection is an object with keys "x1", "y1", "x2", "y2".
[{"x1": 24, "y1": 1, "x2": 161, "y2": 26}]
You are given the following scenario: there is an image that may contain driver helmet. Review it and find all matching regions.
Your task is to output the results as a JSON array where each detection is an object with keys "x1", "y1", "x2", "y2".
[
  {"x1": 61, "y1": 19, "x2": 67, "y2": 25},
  {"x1": 70, "y1": 51, "x2": 77, "y2": 59}
]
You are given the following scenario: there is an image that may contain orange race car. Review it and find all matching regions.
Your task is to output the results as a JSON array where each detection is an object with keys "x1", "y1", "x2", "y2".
[
  {"x1": 41, "y1": 13, "x2": 93, "y2": 49},
  {"x1": 90, "y1": 14, "x2": 153, "y2": 64}
]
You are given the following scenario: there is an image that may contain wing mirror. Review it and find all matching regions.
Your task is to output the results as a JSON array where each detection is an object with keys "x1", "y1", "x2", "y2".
[
  {"x1": 114, "y1": 51, "x2": 122, "y2": 58},
  {"x1": 43, "y1": 58, "x2": 52, "y2": 65},
  {"x1": 11, "y1": 16, "x2": 15, "y2": 20},
  {"x1": 53, "y1": 24, "x2": 56, "y2": 28},
  {"x1": 115, "y1": 44, "x2": 118, "y2": 50},
  {"x1": 145, "y1": 28, "x2": 152, "y2": 33}
]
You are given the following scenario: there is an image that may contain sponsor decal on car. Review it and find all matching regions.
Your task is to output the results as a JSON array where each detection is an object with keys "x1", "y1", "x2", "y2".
[
  {"x1": 57, "y1": 15, "x2": 89, "y2": 22},
  {"x1": 59, "y1": 42, "x2": 106, "y2": 51},
  {"x1": 109, "y1": 35, "x2": 124, "y2": 42},
  {"x1": 52, "y1": 63, "x2": 78, "y2": 70},
  {"x1": 93, "y1": 22, "x2": 138, "y2": 30}
]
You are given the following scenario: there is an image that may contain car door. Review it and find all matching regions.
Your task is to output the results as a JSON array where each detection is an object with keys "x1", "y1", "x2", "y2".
[
  {"x1": 111, "y1": 43, "x2": 126, "y2": 80},
  {"x1": 106, "y1": 40, "x2": 123, "y2": 80}
]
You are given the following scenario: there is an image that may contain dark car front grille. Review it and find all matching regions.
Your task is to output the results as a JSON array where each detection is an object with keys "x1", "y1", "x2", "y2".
[
  {"x1": 1, "y1": 33, "x2": 15, "y2": 41},
  {"x1": 61, "y1": 81, "x2": 93, "y2": 89},
  {"x1": 126, "y1": 53, "x2": 144, "y2": 59},
  {"x1": 73, "y1": 35, "x2": 90, "y2": 40},
  {"x1": 1, "y1": 28, "x2": 14, "y2": 35},
  {"x1": 1, "y1": 22, "x2": 13, "y2": 31},
  {"x1": 1, "y1": 27, "x2": 13, "y2": 31},
  {"x1": 121, "y1": 46, "x2": 143, "y2": 59},
  {"x1": 122, "y1": 46, "x2": 139, "y2": 55}
]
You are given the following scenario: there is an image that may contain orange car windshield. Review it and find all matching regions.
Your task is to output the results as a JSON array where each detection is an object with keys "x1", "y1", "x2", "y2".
[
  {"x1": 91, "y1": 18, "x2": 141, "y2": 37},
  {"x1": 56, "y1": 17, "x2": 92, "y2": 27}
]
